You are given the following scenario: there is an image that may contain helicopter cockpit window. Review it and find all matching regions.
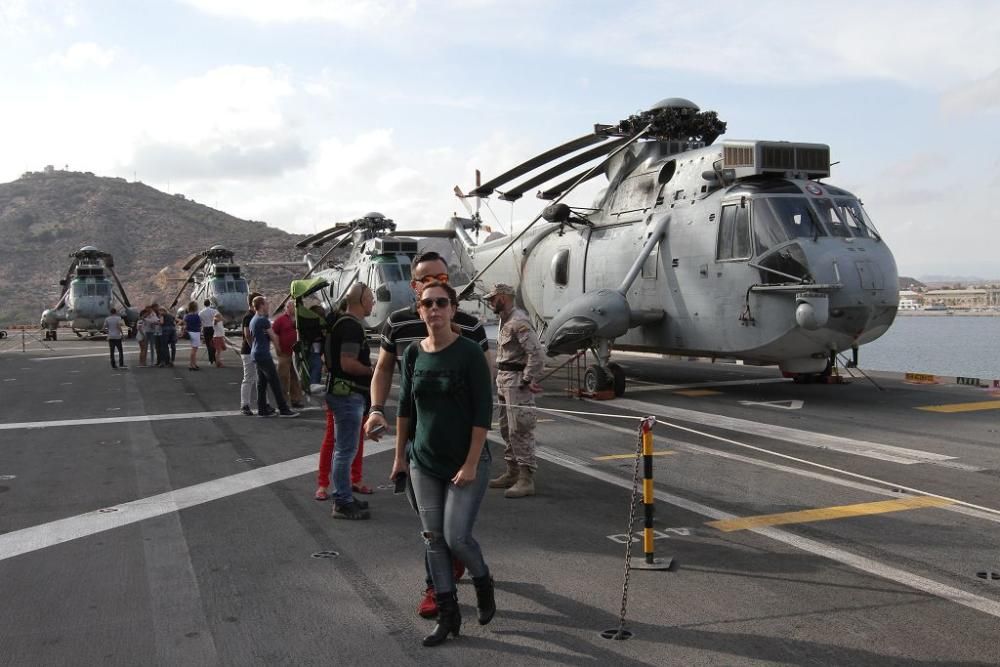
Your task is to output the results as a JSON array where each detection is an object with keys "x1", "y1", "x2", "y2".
[
  {"x1": 835, "y1": 198, "x2": 874, "y2": 239},
  {"x1": 86, "y1": 283, "x2": 98, "y2": 296},
  {"x1": 72, "y1": 283, "x2": 86, "y2": 296},
  {"x1": 716, "y1": 205, "x2": 751, "y2": 261},
  {"x1": 812, "y1": 198, "x2": 851, "y2": 238},
  {"x1": 378, "y1": 264, "x2": 403, "y2": 283},
  {"x1": 401, "y1": 264, "x2": 411, "y2": 280},
  {"x1": 96, "y1": 283, "x2": 110, "y2": 296},
  {"x1": 233, "y1": 278, "x2": 248, "y2": 293},
  {"x1": 752, "y1": 196, "x2": 825, "y2": 254}
]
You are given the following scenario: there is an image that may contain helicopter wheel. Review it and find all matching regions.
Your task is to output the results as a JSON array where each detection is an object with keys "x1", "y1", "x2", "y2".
[
  {"x1": 74, "y1": 329, "x2": 83, "y2": 338},
  {"x1": 584, "y1": 365, "x2": 613, "y2": 393},
  {"x1": 0, "y1": 330, "x2": 6, "y2": 339},
  {"x1": 607, "y1": 362, "x2": 626, "y2": 397}
]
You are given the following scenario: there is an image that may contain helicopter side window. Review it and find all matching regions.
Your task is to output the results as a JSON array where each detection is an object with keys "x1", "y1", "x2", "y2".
[
  {"x1": 716, "y1": 205, "x2": 751, "y2": 261},
  {"x1": 752, "y1": 197, "x2": 825, "y2": 254},
  {"x1": 551, "y1": 249, "x2": 570, "y2": 286},
  {"x1": 812, "y1": 198, "x2": 851, "y2": 238},
  {"x1": 835, "y1": 198, "x2": 873, "y2": 239}
]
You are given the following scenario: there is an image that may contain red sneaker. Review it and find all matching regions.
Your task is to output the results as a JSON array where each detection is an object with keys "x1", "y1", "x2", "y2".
[
  {"x1": 452, "y1": 557, "x2": 466, "y2": 582},
  {"x1": 418, "y1": 586, "x2": 437, "y2": 618}
]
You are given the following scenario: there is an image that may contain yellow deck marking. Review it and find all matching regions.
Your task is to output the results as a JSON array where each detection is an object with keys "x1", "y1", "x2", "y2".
[
  {"x1": 673, "y1": 389, "x2": 722, "y2": 397},
  {"x1": 917, "y1": 400, "x2": 1000, "y2": 414},
  {"x1": 707, "y1": 496, "x2": 954, "y2": 532},
  {"x1": 593, "y1": 451, "x2": 675, "y2": 461}
]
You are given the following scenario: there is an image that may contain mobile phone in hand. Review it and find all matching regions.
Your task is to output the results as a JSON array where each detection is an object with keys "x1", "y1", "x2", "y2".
[
  {"x1": 393, "y1": 472, "x2": 407, "y2": 494},
  {"x1": 368, "y1": 423, "x2": 386, "y2": 438}
]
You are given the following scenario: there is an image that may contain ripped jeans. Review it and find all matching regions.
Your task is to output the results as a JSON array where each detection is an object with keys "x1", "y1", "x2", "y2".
[{"x1": 409, "y1": 453, "x2": 491, "y2": 595}]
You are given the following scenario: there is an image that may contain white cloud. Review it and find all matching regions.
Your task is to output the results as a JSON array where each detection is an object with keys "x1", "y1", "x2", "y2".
[
  {"x1": 180, "y1": 0, "x2": 415, "y2": 28},
  {"x1": 941, "y1": 68, "x2": 1000, "y2": 115},
  {"x1": 46, "y1": 41, "x2": 116, "y2": 69},
  {"x1": 571, "y1": 1, "x2": 1000, "y2": 89}
]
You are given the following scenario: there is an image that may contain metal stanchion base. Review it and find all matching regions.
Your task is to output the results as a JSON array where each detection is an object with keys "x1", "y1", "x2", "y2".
[{"x1": 629, "y1": 556, "x2": 673, "y2": 570}]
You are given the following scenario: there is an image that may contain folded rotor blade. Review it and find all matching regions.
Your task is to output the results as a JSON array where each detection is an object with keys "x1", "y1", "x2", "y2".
[
  {"x1": 498, "y1": 137, "x2": 628, "y2": 202},
  {"x1": 469, "y1": 133, "x2": 608, "y2": 198},
  {"x1": 182, "y1": 252, "x2": 205, "y2": 271},
  {"x1": 107, "y1": 266, "x2": 132, "y2": 308},
  {"x1": 536, "y1": 166, "x2": 605, "y2": 200},
  {"x1": 295, "y1": 223, "x2": 352, "y2": 248}
]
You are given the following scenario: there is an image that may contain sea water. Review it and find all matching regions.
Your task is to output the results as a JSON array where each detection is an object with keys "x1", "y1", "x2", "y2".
[{"x1": 858, "y1": 315, "x2": 1000, "y2": 380}]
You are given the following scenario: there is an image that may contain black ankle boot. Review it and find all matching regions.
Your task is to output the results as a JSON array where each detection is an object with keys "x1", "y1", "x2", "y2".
[
  {"x1": 472, "y1": 574, "x2": 495, "y2": 625},
  {"x1": 422, "y1": 591, "x2": 461, "y2": 647}
]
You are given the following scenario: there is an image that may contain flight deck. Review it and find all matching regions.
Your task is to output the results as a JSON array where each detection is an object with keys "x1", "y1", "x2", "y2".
[{"x1": 2, "y1": 339, "x2": 1000, "y2": 665}]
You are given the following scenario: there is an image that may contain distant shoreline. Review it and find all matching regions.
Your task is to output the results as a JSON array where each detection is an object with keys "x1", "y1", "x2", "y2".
[{"x1": 896, "y1": 310, "x2": 1000, "y2": 317}]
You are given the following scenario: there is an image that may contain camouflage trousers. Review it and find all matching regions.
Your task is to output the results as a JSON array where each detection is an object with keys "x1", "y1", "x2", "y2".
[{"x1": 497, "y1": 384, "x2": 537, "y2": 471}]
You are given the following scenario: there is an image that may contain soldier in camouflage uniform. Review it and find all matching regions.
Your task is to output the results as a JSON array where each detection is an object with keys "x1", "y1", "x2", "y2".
[{"x1": 485, "y1": 283, "x2": 545, "y2": 498}]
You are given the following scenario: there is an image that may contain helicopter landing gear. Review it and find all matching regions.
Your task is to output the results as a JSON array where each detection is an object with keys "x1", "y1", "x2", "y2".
[
  {"x1": 0, "y1": 330, "x2": 6, "y2": 339},
  {"x1": 584, "y1": 340, "x2": 627, "y2": 397},
  {"x1": 73, "y1": 329, "x2": 83, "y2": 338},
  {"x1": 44, "y1": 329, "x2": 57, "y2": 341}
]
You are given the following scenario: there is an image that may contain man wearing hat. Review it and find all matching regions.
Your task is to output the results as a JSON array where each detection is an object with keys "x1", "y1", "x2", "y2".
[{"x1": 485, "y1": 283, "x2": 545, "y2": 498}]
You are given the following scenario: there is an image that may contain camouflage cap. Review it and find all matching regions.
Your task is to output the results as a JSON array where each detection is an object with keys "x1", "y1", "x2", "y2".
[{"x1": 484, "y1": 283, "x2": 515, "y2": 299}]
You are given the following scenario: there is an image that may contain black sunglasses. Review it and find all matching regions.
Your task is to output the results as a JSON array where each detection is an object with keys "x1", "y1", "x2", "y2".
[{"x1": 418, "y1": 297, "x2": 452, "y2": 309}]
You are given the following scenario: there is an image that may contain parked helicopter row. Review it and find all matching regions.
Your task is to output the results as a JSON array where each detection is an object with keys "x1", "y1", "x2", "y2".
[{"x1": 35, "y1": 97, "x2": 899, "y2": 396}]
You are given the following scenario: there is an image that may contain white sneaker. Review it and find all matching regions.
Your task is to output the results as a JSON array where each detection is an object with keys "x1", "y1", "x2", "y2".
[{"x1": 310, "y1": 383, "x2": 326, "y2": 394}]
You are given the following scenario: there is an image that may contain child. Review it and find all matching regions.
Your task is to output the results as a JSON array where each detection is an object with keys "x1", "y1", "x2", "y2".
[{"x1": 213, "y1": 313, "x2": 227, "y2": 368}]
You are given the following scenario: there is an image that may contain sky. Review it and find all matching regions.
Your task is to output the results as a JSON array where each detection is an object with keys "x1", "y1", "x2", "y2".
[{"x1": 1, "y1": 0, "x2": 999, "y2": 279}]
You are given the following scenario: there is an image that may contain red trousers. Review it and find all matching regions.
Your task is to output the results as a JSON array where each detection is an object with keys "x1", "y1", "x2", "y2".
[{"x1": 316, "y1": 407, "x2": 364, "y2": 488}]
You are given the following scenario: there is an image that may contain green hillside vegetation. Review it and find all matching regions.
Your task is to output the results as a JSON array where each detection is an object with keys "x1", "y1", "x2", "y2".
[{"x1": 0, "y1": 169, "x2": 310, "y2": 326}]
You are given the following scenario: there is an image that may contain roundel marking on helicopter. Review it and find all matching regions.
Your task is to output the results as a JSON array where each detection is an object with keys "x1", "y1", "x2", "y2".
[{"x1": 805, "y1": 183, "x2": 824, "y2": 196}]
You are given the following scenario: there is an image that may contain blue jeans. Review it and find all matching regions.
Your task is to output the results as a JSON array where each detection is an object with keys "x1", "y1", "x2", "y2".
[
  {"x1": 256, "y1": 356, "x2": 289, "y2": 414},
  {"x1": 159, "y1": 327, "x2": 176, "y2": 364},
  {"x1": 309, "y1": 350, "x2": 323, "y2": 385},
  {"x1": 409, "y1": 453, "x2": 491, "y2": 594},
  {"x1": 325, "y1": 392, "x2": 365, "y2": 506}
]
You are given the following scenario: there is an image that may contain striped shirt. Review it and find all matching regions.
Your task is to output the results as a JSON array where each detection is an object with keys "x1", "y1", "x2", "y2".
[{"x1": 380, "y1": 305, "x2": 488, "y2": 357}]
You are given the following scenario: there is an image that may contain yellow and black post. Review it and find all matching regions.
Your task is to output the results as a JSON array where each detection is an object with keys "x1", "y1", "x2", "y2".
[{"x1": 630, "y1": 416, "x2": 672, "y2": 570}]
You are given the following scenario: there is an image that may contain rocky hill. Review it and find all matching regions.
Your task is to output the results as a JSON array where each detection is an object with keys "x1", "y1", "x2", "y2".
[{"x1": 0, "y1": 169, "x2": 311, "y2": 326}]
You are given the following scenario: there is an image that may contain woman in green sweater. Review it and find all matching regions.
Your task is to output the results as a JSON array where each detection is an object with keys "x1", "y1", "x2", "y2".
[{"x1": 391, "y1": 281, "x2": 495, "y2": 647}]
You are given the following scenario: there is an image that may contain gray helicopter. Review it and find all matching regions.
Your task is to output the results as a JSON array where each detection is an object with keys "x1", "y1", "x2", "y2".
[
  {"x1": 41, "y1": 246, "x2": 140, "y2": 340},
  {"x1": 294, "y1": 213, "x2": 431, "y2": 330},
  {"x1": 168, "y1": 245, "x2": 249, "y2": 330},
  {"x1": 451, "y1": 97, "x2": 898, "y2": 395}
]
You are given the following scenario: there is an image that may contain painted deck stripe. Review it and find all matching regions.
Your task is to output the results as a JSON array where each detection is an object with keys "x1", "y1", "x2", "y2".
[
  {"x1": 522, "y1": 440, "x2": 1000, "y2": 620},
  {"x1": 0, "y1": 407, "x2": 322, "y2": 431},
  {"x1": 673, "y1": 389, "x2": 722, "y2": 397},
  {"x1": 707, "y1": 496, "x2": 954, "y2": 532},
  {"x1": 917, "y1": 400, "x2": 1000, "y2": 413},
  {"x1": 604, "y1": 396, "x2": 955, "y2": 465},
  {"x1": 0, "y1": 442, "x2": 393, "y2": 563},
  {"x1": 624, "y1": 377, "x2": 790, "y2": 395},
  {"x1": 593, "y1": 451, "x2": 675, "y2": 461}
]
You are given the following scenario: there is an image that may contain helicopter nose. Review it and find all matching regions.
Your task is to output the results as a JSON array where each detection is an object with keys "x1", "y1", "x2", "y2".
[{"x1": 545, "y1": 317, "x2": 598, "y2": 355}]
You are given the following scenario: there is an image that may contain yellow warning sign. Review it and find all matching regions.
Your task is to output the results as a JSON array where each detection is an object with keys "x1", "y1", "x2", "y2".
[{"x1": 904, "y1": 372, "x2": 938, "y2": 385}]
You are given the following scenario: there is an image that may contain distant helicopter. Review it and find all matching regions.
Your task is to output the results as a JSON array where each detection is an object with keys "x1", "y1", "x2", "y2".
[
  {"x1": 41, "y1": 246, "x2": 139, "y2": 340},
  {"x1": 294, "y1": 212, "x2": 435, "y2": 330},
  {"x1": 450, "y1": 97, "x2": 899, "y2": 395},
  {"x1": 168, "y1": 245, "x2": 249, "y2": 330}
]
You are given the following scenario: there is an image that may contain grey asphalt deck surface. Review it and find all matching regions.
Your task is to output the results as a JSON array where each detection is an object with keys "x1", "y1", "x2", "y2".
[{"x1": 2, "y1": 337, "x2": 1000, "y2": 665}]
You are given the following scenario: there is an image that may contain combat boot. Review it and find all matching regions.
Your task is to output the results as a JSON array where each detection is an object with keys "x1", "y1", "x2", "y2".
[
  {"x1": 489, "y1": 460, "x2": 519, "y2": 489},
  {"x1": 504, "y1": 466, "x2": 535, "y2": 498}
]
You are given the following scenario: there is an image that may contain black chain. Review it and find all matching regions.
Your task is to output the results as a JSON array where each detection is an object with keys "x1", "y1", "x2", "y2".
[{"x1": 614, "y1": 421, "x2": 645, "y2": 639}]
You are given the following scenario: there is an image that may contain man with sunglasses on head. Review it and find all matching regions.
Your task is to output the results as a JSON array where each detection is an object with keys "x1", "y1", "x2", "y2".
[{"x1": 365, "y1": 250, "x2": 492, "y2": 618}]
